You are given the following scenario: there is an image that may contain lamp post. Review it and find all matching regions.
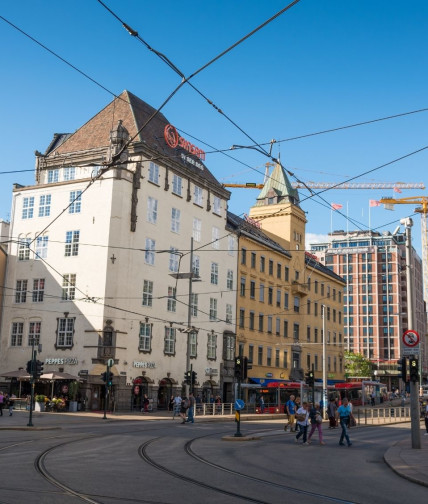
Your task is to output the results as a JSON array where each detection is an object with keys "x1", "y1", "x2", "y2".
[{"x1": 322, "y1": 304, "x2": 327, "y2": 419}]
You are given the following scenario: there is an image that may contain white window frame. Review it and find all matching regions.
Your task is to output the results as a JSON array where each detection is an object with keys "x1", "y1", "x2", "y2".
[
  {"x1": 22, "y1": 197, "x2": 34, "y2": 219},
  {"x1": 139, "y1": 322, "x2": 151, "y2": 351},
  {"x1": 28, "y1": 321, "x2": 41, "y2": 346},
  {"x1": 38, "y1": 194, "x2": 51, "y2": 217},
  {"x1": 35, "y1": 235, "x2": 49, "y2": 259},
  {"x1": 145, "y1": 238, "x2": 156, "y2": 265},
  {"x1": 169, "y1": 247, "x2": 179, "y2": 272},
  {"x1": 226, "y1": 304, "x2": 233, "y2": 324},
  {"x1": 212, "y1": 226, "x2": 219, "y2": 249},
  {"x1": 213, "y1": 196, "x2": 221, "y2": 215},
  {"x1": 142, "y1": 280, "x2": 153, "y2": 307},
  {"x1": 63, "y1": 167, "x2": 76, "y2": 181},
  {"x1": 171, "y1": 208, "x2": 181, "y2": 233},
  {"x1": 194, "y1": 186, "x2": 203, "y2": 205},
  {"x1": 193, "y1": 218, "x2": 201, "y2": 242},
  {"x1": 209, "y1": 298, "x2": 218, "y2": 320},
  {"x1": 62, "y1": 274, "x2": 76, "y2": 301},
  {"x1": 11, "y1": 322, "x2": 24, "y2": 347},
  {"x1": 147, "y1": 197, "x2": 158, "y2": 224},
  {"x1": 210, "y1": 262, "x2": 218, "y2": 285},
  {"x1": 33, "y1": 278, "x2": 45, "y2": 302},
  {"x1": 172, "y1": 174, "x2": 182, "y2": 196},
  {"x1": 227, "y1": 269, "x2": 234, "y2": 290},
  {"x1": 189, "y1": 332, "x2": 197, "y2": 357},
  {"x1": 192, "y1": 255, "x2": 200, "y2": 276},
  {"x1": 148, "y1": 162, "x2": 159, "y2": 184},
  {"x1": 69, "y1": 190, "x2": 82, "y2": 214},
  {"x1": 207, "y1": 332, "x2": 217, "y2": 359},
  {"x1": 48, "y1": 169, "x2": 59, "y2": 183},
  {"x1": 191, "y1": 293, "x2": 198, "y2": 317},
  {"x1": 167, "y1": 286, "x2": 176, "y2": 312},
  {"x1": 15, "y1": 280, "x2": 27, "y2": 303},
  {"x1": 57, "y1": 318, "x2": 74, "y2": 347},
  {"x1": 65, "y1": 230, "x2": 79, "y2": 257},
  {"x1": 164, "y1": 327, "x2": 176, "y2": 355},
  {"x1": 18, "y1": 237, "x2": 30, "y2": 261}
]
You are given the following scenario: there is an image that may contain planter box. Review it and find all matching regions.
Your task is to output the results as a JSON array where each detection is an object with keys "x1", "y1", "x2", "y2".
[
  {"x1": 69, "y1": 401, "x2": 78, "y2": 412},
  {"x1": 35, "y1": 402, "x2": 45, "y2": 412}
]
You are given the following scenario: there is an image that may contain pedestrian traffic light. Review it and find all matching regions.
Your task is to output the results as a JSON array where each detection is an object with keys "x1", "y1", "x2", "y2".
[
  {"x1": 305, "y1": 371, "x2": 314, "y2": 386},
  {"x1": 35, "y1": 360, "x2": 44, "y2": 378},
  {"x1": 26, "y1": 360, "x2": 33, "y2": 374},
  {"x1": 409, "y1": 358, "x2": 419, "y2": 383},
  {"x1": 101, "y1": 372, "x2": 107, "y2": 382},
  {"x1": 234, "y1": 357, "x2": 242, "y2": 378},
  {"x1": 184, "y1": 371, "x2": 191, "y2": 384},
  {"x1": 397, "y1": 357, "x2": 407, "y2": 383},
  {"x1": 191, "y1": 371, "x2": 197, "y2": 385},
  {"x1": 107, "y1": 372, "x2": 114, "y2": 387}
]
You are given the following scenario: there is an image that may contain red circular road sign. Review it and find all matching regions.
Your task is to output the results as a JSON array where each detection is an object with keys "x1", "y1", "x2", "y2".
[
  {"x1": 61, "y1": 385, "x2": 69, "y2": 394},
  {"x1": 402, "y1": 330, "x2": 420, "y2": 347}
]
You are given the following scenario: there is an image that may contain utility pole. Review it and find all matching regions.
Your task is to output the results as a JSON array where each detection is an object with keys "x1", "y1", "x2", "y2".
[
  {"x1": 186, "y1": 237, "x2": 194, "y2": 397},
  {"x1": 27, "y1": 338, "x2": 36, "y2": 427},
  {"x1": 401, "y1": 218, "x2": 421, "y2": 449}
]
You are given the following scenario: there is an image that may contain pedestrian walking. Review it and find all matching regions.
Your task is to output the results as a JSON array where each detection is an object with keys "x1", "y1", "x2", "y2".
[
  {"x1": 142, "y1": 394, "x2": 150, "y2": 413},
  {"x1": 307, "y1": 402, "x2": 325, "y2": 445},
  {"x1": 284, "y1": 394, "x2": 296, "y2": 432},
  {"x1": 8, "y1": 394, "x2": 15, "y2": 416},
  {"x1": 259, "y1": 395, "x2": 265, "y2": 414},
  {"x1": 186, "y1": 392, "x2": 195, "y2": 423},
  {"x1": 327, "y1": 397, "x2": 337, "y2": 429},
  {"x1": 179, "y1": 396, "x2": 189, "y2": 424},
  {"x1": 0, "y1": 391, "x2": 4, "y2": 416},
  {"x1": 173, "y1": 393, "x2": 182, "y2": 419},
  {"x1": 168, "y1": 395, "x2": 174, "y2": 412},
  {"x1": 336, "y1": 397, "x2": 353, "y2": 446},
  {"x1": 295, "y1": 401, "x2": 310, "y2": 444}
]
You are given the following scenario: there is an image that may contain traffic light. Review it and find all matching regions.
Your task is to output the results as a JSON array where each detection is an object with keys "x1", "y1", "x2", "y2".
[
  {"x1": 409, "y1": 358, "x2": 419, "y2": 383},
  {"x1": 305, "y1": 371, "x2": 314, "y2": 387},
  {"x1": 234, "y1": 357, "x2": 242, "y2": 379},
  {"x1": 398, "y1": 357, "x2": 407, "y2": 383},
  {"x1": 35, "y1": 360, "x2": 44, "y2": 378},
  {"x1": 191, "y1": 371, "x2": 197, "y2": 385},
  {"x1": 184, "y1": 371, "x2": 191, "y2": 384},
  {"x1": 107, "y1": 372, "x2": 114, "y2": 387},
  {"x1": 26, "y1": 360, "x2": 33, "y2": 374},
  {"x1": 101, "y1": 372, "x2": 107, "y2": 382}
]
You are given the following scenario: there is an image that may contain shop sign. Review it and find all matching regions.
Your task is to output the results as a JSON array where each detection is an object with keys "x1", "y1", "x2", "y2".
[
  {"x1": 133, "y1": 361, "x2": 156, "y2": 369},
  {"x1": 45, "y1": 357, "x2": 78, "y2": 365},
  {"x1": 164, "y1": 124, "x2": 206, "y2": 161}
]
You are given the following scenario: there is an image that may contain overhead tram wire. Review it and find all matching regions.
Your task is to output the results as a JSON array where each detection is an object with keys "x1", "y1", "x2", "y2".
[{"x1": 96, "y1": 0, "x2": 302, "y2": 169}]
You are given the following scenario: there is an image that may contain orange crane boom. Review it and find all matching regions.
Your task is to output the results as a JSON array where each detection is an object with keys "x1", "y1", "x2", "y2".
[{"x1": 223, "y1": 182, "x2": 426, "y2": 190}]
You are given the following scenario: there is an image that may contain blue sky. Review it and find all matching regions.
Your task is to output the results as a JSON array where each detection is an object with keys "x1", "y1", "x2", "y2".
[{"x1": 1, "y1": 0, "x2": 427, "y2": 255}]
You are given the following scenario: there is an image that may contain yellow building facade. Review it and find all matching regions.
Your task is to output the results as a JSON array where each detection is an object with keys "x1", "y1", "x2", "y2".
[{"x1": 230, "y1": 163, "x2": 346, "y2": 391}]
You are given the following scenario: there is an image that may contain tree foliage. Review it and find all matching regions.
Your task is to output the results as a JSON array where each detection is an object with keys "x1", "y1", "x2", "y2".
[{"x1": 344, "y1": 351, "x2": 373, "y2": 378}]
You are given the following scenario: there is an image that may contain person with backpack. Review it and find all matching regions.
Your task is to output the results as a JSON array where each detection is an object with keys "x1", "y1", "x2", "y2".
[{"x1": 284, "y1": 395, "x2": 296, "y2": 432}]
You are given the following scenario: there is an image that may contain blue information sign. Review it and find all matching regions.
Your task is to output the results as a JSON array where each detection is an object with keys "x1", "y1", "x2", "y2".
[{"x1": 235, "y1": 399, "x2": 245, "y2": 411}]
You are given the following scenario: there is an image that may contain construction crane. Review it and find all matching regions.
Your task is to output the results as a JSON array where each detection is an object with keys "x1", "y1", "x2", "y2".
[
  {"x1": 380, "y1": 196, "x2": 428, "y2": 302},
  {"x1": 223, "y1": 182, "x2": 426, "y2": 190}
]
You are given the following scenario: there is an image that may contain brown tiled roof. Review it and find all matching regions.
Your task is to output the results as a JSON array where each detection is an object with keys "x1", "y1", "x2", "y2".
[{"x1": 49, "y1": 90, "x2": 224, "y2": 190}]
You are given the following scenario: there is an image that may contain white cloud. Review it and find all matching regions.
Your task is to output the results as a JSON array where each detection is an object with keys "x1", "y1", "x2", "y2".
[{"x1": 306, "y1": 233, "x2": 329, "y2": 249}]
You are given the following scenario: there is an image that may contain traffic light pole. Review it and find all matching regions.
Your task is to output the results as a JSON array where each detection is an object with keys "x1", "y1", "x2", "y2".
[
  {"x1": 103, "y1": 364, "x2": 109, "y2": 420},
  {"x1": 27, "y1": 340, "x2": 36, "y2": 427},
  {"x1": 234, "y1": 376, "x2": 242, "y2": 437},
  {"x1": 402, "y1": 219, "x2": 421, "y2": 449}
]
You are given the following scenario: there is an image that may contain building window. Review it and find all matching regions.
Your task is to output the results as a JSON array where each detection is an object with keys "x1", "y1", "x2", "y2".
[
  {"x1": 307, "y1": 299, "x2": 311, "y2": 315},
  {"x1": 293, "y1": 323, "x2": 300, "y2": 341},
  {"x1": 209, "y1": 298, "x2": 218, "y2": 320},
  {"x1": 268, "y1": 287, "x2": 273, "y2": 305},
  {"x1": 139, "y1": 322, "x2": 151, "y2": 351},
  {"x1": 48, "y1": 169, "x2": 59, "y2": 183},
  {"x1": 145, "y1": 238, "x2": 155, "y2": 265},
  {"x1": 249, "y1": 345, "x2": 254, "y2": 363},
  {"x1": 227, "y1": 269, "x2": 234, "y2": 290},
  {"x1": 56, "y1": 318, "x2": 74, "y2": 347},
  {"x1": 276, "y1": 317, "x2": 280, "y2": 335},
  {"x1": 18, "y1": 238, "x2": 30, "y2": 261},
  {"x1": 314, "y1": 328, "x2": 318, "y2": 343},
  {"x1": 268, "y1": 259, "x2": 274, "y2": 275},
  {"x1": 258, "y1": 346, "x2": 263, "y2": 365},
  {"x1": 276, "y1": 289, "x2": 281, "y2": 307},
  {"x1": 294, "y1": 296, "x2": 300, "y2": 313},
  {"x1": 28, "y1": 321, "x2": 41, "y2": 346},
  {"x1": 259, "y1": 284, "x2": 265, "y2": 302},
  {"x1": 142, "y1": 280, "x2": 153, "y2": 307},
  {"x1": 213, "y1": 196, "x2": 221, "y2": 215},
  {"x1": 210, "y1": 262, "x2": 219, "y2": 285},
  {"x1": 284, "y1": 266, "x2": 289, "y2": 282},
  {"x1": 241, "y1": 248, "x2": 247, "y2": 265},
  {"x1": 258, "y1": 314, "x2": 264, "y2": 332},
  {"x1": 190, "y1": 332, "x2": 197, "y2": 357},
  {"x1": 267, "y1": 347, "x2": 272, "y2": 366},
  {"x1": 314, "y1": 302, "x2": 318, "y2": 317},
  {"x1": 240, "y1": 277, "x2": 246, "y2": 296},
  {"x1": 212, "y1": 227, "x2": 219, "y2": 249},
  {"x1": 228, "y1": 235, "x2": 235, "y2": 256},
  {"x1": 267, "y1": 316, "x2": 273, "y2": 333},
  {"x1": 277, "y1": 263, "x2": 282, "y2": 279},
  {"x1": 250, "y1": 280, "x2": 255, "y2": 298},
  {"x1": 224, "y1": 333, "x2": 235, "y2": 361},
  {"x1": 65, "y1": 230, "x2": 79, "y2": 257},
  {"x1": 192, "y1": 255, "x2": 200, "y2": 276},
  {"x1": 249, "y1": 311, "x2": 255, "y2": 330},
  {"x1": 194, "y1": 185, "x2": 203, "y2": 205},
  {"x1": 171, "y1": 208, "x2": 181, "y2": 233},
  {"x1": 260, "y1": 256, "x2": 265, "y2": 272},
  {"x1": 63, "y1": 167, "x2": 75, "y2": 181},
  {"x1": 148, "y1": 162, "x2": 159, "y2": 184},
  {"x1": 239, "y1": 309, "x2": 245, "y2": 328},
  {"x1": 147, "y1": 197, "x2": 158, "y2": 224},
  {"x1": 15, "y1": 280, "x2": 27, "y2": 303},
  {"x1": 284, "y1": 320, "x2": 288, "y2": 338},
  {"x1": 69, "y1": 190, "x2": 82, "y2": 214},
  {"x1": 39, "y1": 194, "x2": 51, "y2": 217},
  {"x1": 226, "y1": 304, "x2": 233, "y2": 324},
  {"x1": 11, "y1": 322, "x2": 23, "y2": 347},
  {"x1": 172, "y1": 174, "x2": 182, "y2": 196},
  {"x1": 33, "y1": 278, "x2": 45, "y2": 302},
  {"x1": 207, "y1": 331, "x2": 217, "y2": 359},
  {"x1": 315, "y1": 355, "x2": 318, "y2": 371},
  {"x1": 35, "y1": 234, "x2": 49, "y2": 259},
  {"x1": 22, "y1": 197, "x2": 34, "y2": 219},
  {"x1": 275, "y1": 349, "x2": 280, "y2": 367},
  {"x1": 164, "y1": 327, "x2": 176, "y2": 354},
  {"x1": 169, "y1": 247, "x2": 179, "y2": 272},
  {"x1": 191, "y1": 293, "x2": 198, "y2": 317},
  {"x1": 192, "y1": 218, "x2": 201, "y2": 242},
  {"x1": 62, "y1": 274, "x2": 76, "y2": 300},
  {"x1": 284, "y1": 292, "x2": 289, "y2": 309},
  {"x1": 283, "y1": 351, "x2": 288, "y2": 368},
  {"x1": 307, "y1": 326, "x2": 311, "y2": 342},
  {"x1": 167, "y1": 286, "x2": 176, "y2": 312}
]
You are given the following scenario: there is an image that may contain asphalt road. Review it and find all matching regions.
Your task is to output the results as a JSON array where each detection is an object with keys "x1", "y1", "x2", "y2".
[{"x1": 0, "y1": 413, "x2": 425, "y2": 504}]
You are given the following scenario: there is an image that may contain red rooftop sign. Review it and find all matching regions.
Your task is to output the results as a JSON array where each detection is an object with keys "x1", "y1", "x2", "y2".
[{"x1": 164, "y1": 124, "x2": 205, "y2": 160}]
